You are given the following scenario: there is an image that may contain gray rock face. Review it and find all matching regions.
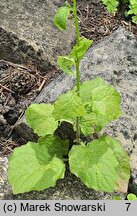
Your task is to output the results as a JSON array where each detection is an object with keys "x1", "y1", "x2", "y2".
[
  {"x1": 1, "y1": 27, "x2": 137, "y2": 199},
  {"x1": 0, "y1": 0, "x2": 75, "y2": 71},
  {"x1": 0, "y1": 157, "x2": 9, "y2": 200}
]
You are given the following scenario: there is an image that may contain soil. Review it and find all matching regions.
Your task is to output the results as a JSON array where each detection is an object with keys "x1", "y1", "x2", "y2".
[
  {"x1": 77, "y1": 0, "x2": 137, "y2": 41},
  {"x1": 0, "y1": 0, "x2": 137, "y2": 156}
]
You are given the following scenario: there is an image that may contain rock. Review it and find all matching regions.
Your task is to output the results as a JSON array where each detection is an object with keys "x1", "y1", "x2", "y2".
[
  {"x1": 2, "y1": 27, "x2": 137, "y2": 199},
  {"x1": 0, "y1": 157, "x2": 9, "y2": 200},
  {"x1": 0, "y1": 115, "x2": 6, "y2": 125},
  {"x1": 89, "y1": 0, "x2": 101, "y2": 4},
  {"x1": 4, "y1": 108, "x2": 19, "y2": 125},
  {"x1": 82, "y1": 0, "x2": 101, "y2": 4},
  {"x1": 129, "y1": 146, "x2": 137, "y2": 195},
  {"x1": 0, "y1": 116, "x2": 11, "y2": 139},
  {"x1": 12, "y1": 123, "x2": 38, "y2": 144},
  {"x1": 0, "y1": 105, "x2": 11, "y2": 115},
  {"x1": 0, "y1": 0, "x2": 75, "y2": 72}
]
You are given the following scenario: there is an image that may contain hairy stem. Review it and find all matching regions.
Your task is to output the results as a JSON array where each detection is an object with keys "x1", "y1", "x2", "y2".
[
  {"x1": 73, "y1": 0, "x2": 81, "y2": 143},
  {"x1": 73, "y1": 0, "x2": 80, "y2": 45}
]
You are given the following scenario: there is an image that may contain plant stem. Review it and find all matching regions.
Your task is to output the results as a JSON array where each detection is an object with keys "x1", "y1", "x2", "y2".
[
  {"x1": 76, "y1": 61, "x2": 81, "y2": 143},
  {"x1": 73, "y1": 0, "x2": 81, "y2": 143},
  {"x1": 73, "y1": 0, "x2": 80, "y2": 45}
]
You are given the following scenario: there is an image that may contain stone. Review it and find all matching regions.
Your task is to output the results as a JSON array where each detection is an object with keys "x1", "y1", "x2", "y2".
[
  {"x1": 0, "y1": 0, "x2": 75, "y2": 72},
  {"x1": 129, "y1": 146, "x2": 137, "y2": 195},
  {"x1": 0, "y1": 157, "x2": 9, "y2": 200},
  {"x1": 2, "y1": 27, "x2": 137, "y2": 199},
  {"x1": 0, "y1": 115, "x2": 6, "y2": 125},
  {"x1": 90, "y1": 0, "x2": 101, "y2": 4}
]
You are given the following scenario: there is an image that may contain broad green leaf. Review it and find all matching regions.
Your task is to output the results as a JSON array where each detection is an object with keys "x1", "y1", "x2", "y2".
[
  {"x1": 26, "y1": 104, "x2": 58, "y2": 137},
  {"x1": 53, "y1": 3, "x2": 72, "y2": 30},
  {"x1": 79, "y1": 77, "x2": 106, "y2": 104},
  {"x1": 80, "y1": 113, "x2": 109, "y2": 135},
  {"x1": 38, "y1": 134, "x2": 69, "y2": 158},
  {"x1": 80, "y1": 114, "x2": 95, "y2": 136},
  {"x1": 127, "y1": 193, "x2": 137, "y2": 200},
  {"x1": 57, "y1": 56, "x2": 75, "y2": 75},
  {"x1": 8, "y1": 141, "x2": 65, "y2": 194},
  {"x1": 91, "y1": 84, "x2": 121, "y2": 121},
  {"x1": 53, "y1": 91, "x2": 86, "y2": 121},
  {"x1": 69, "y1": 136, "x2": 130, "y2": 192},
  {"x1": 57, "y1": 37, "x2": 92, "y2": 75},
  {"x1": 69, "y1": 37, "x2": 93, "y2": 61},
  {"x1": 79, "y1": 77, "x2": 121, "y2": 124},
  {"x1": 105, "y1": 137, "x2": 130, "y2": 193},
  {"x1": 94, "y1": 113, "x2": 110, "y2": 132}
]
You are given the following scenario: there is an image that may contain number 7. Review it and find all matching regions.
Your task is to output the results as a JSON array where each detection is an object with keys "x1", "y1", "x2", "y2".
[{"x1": 125, "y1": 203, "x2": 131, "y2": 211}]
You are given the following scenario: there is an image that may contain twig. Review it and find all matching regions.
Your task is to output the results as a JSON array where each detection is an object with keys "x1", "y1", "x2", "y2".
[
  {"x1": 4, "y1": 94, "x2": 11, "y2": 106},
  {"x1": 86, "y1": 4, "x2": 89, "y2": 20},
  {"x1": 0, "y1": 76, "x2": 10, "y2": 83},
  {"x1": 0, "y1": 84, "x2": 15, "y2": 94},
  {"x1": 78, "y1": 17, "x2": 87, "y2": 28},
  {"x1": 0, "y1": 59, "x2": 31, "y2": 72},
  {"x1": 121, "y1": 20, "x2": 129, "y2": 26},
  {"x1": 7, "y1": 110, "x2": 25, "y2": 137},
  {"x1": 37, "y1": 78, "x2": 47, "y2": 92},
  {"x1": 82, "y1": 26, "x2": 95, "y2": 33},
  {"x1": 77, "y1": 8, "x2": 83, "y2": 19}
]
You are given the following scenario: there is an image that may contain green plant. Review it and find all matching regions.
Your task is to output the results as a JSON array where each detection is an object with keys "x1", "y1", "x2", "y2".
[
  {"x1": 113, "y1": 193, "x2": 137, "y2": 200},
  {"x1": 8, "y1": 0, "x2": 130, "y2": 195},
  {"x1": 102, "y1": 0, "x2": 137, "y2": 24},
  {"x1": 126, "y1": 0, "x2": 137, "y2": 24},
  {"x1": 127, "y1": 193, "x2": 137, "y2": 200},
  {"x1": 102, "y1": 0, "x2": 119, "y2": 13}
]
